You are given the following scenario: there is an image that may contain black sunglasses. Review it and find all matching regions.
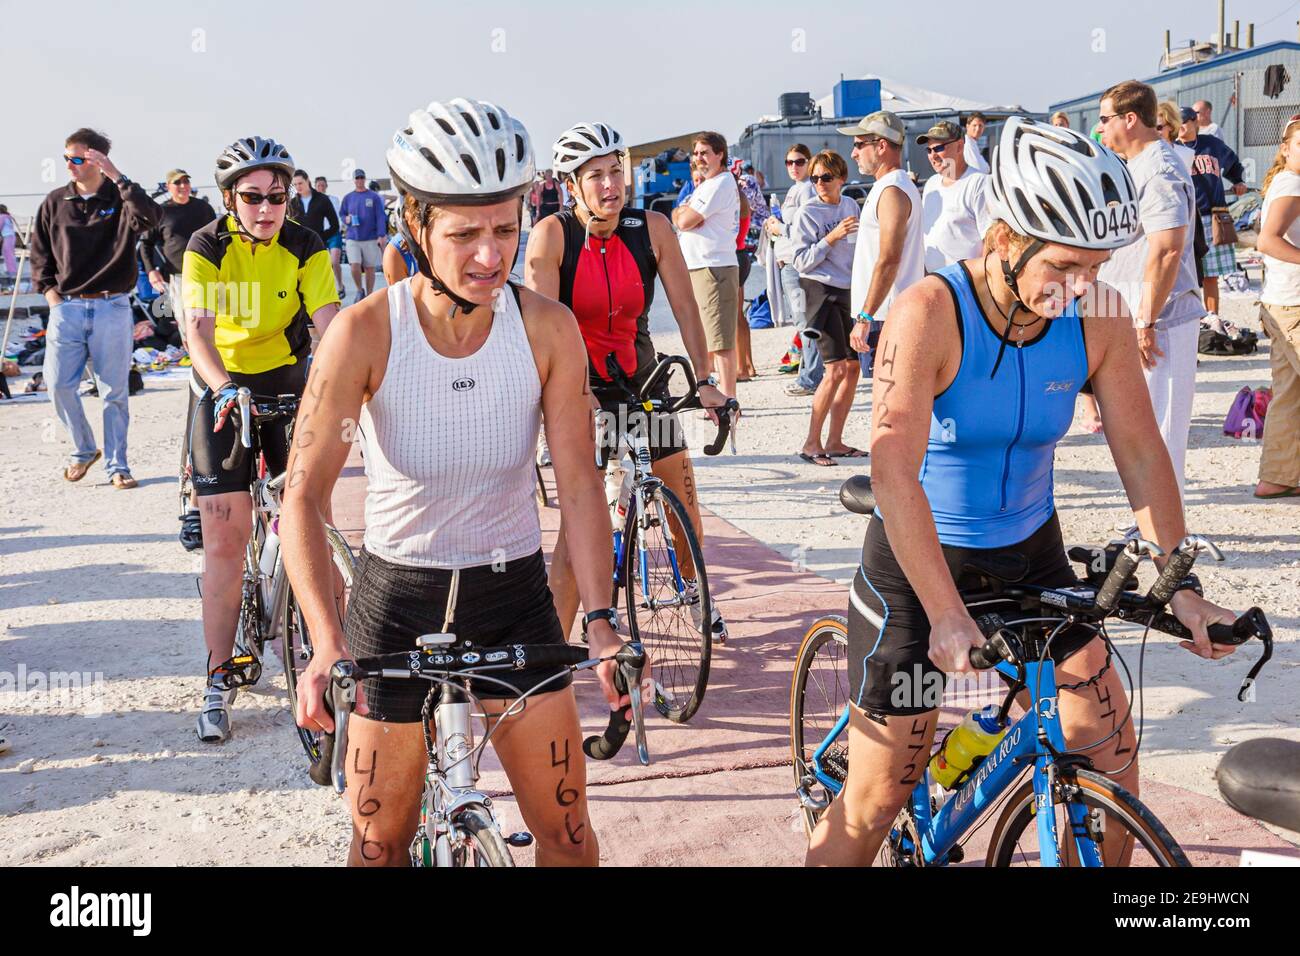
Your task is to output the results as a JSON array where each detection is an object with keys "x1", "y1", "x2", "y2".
[
  {"x1": 809, "y1": 173, "x2": 838, "y2": 184},
  {"x1": 64, "y1": 154, "x2": 87, "y2": 166},
  {"x1": 926, "y1": 141, "x2": 958, "y2": 154},
  {"x1": 235, "y1": 190, "x2": 289, "y2": 206},
  {"x1": 786, "y1": 157, "x2": 808, "y2": 167},
  {"x1": 171, "y1": 177, "x2": 192, "y2": 186}
]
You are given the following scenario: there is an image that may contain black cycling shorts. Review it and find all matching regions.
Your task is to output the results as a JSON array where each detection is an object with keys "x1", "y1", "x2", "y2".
[
  {"x1": 188, "y1": 362, "x2": 306, "y2": 497},
  {"x1": 847, "y1": 511, "x2": 1096, "y2": 716},
  {"x1": 344, "y1": 548, "x2": 572, "y2": 722},
  {"x1": 592, "y1": 368, "x2": 688, "y2": 468}
]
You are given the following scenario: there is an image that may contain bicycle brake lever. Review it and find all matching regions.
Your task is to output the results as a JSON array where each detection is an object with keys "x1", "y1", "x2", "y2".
[
  {"x1": 237, "y1": 387, "x2": 252, "y2": 449},
  {"x1": 623, "y1": 641, "x2": 650, "y2": 766}
]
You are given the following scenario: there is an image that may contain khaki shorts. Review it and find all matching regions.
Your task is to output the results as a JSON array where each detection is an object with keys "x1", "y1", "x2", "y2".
[
  {"x1": 346, "y1": 237, "x2": 383, "y2": 270},
  {"x1": 689, "y1": 265, "x2": 740, "y2": 351}
]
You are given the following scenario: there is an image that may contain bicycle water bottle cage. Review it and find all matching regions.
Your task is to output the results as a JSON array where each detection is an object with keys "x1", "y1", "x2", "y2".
[{"x1": 210, "y1": 654, "x2": 262, "y2": 690}]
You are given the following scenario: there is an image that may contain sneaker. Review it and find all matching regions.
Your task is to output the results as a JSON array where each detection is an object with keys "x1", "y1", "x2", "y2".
[
  {"x1": 179, "y1": 508, "x2": 203, "y2": 551},
  {"x1": 684, "y1": 579, "x2": 728, "y2": 645},
  {"x1": 196, "y1": 682, "x2": 236, "y2": 743},
  {"x1": 785, "y1": 383, "x2": 816, "y2": 397}
]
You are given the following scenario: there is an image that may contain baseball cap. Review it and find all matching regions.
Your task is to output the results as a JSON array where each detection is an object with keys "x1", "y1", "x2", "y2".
[
  {"x1": 916, "y1": 120, "x2": 963, "y2": 145},
  {"x1": 165, "y1": 168, "x2": 190, "y2": 184},
  {"x1": 1180, "y1": 107, "x2": 1197, "y2": 123},
  {"x1": 837, "y1": 111, "x2": 905, "y2": 145},
  {"x1": 353, "y1": 168, "x2": 366, "y2": 179}
]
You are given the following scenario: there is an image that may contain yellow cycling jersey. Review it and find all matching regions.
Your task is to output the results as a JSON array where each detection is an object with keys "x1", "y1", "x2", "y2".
[{"x1": 182, "y1": 215, "x2": 338, "y2": 374}]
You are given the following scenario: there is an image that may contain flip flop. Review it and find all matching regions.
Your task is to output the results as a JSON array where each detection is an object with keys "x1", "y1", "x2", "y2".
[
  {"x1": 63, "y1": 450, "x2": 102, "y2": 482},
  {"x1": 798, "y1": 452, "x2": 837, "y2": 467},
  {"x1": 827, "y1": 446, "x2": 868, "y2": 458},
  {"x1": 1254, "y1": 486, "x2": 1300, "y2": 499}
]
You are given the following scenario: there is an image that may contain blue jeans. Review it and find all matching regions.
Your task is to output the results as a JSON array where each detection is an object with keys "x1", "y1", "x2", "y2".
[
  {"x1": 43, "y1": 295, "x2": 134, "y2": 475},
  {"x1": 781, "y1": 264, "x2": 823, "y2": 389}
]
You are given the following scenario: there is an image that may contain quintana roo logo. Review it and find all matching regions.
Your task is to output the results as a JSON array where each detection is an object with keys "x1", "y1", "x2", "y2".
[{"x1": 451, "y1": 377, "x2": 475, "y2": 392}]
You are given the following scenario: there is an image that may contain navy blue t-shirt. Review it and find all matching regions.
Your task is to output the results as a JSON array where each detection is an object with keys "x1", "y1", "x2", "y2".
[{"x1": 1185, "y1": 134, "x2": 1244, "y2": 213}]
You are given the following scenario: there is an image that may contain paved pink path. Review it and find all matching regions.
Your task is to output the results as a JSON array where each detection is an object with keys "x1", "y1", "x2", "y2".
[{"x1": 331, "y1": 452, "x2": 1296, "y2": 865}]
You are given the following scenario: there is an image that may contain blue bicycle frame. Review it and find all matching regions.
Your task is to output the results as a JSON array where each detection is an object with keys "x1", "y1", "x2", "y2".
[{"x1": 811, "y1": 656, "x2": 1104, "y2": 866}]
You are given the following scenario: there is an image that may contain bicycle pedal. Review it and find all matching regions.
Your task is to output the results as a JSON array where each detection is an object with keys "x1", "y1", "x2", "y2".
[{"x1": 506, "y1": 831, "x2": 534, "y2": 848}]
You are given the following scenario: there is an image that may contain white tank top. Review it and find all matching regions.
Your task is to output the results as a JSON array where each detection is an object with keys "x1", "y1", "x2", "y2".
[
  {"x1": 359, "y1": 279, "x2": 543, "y2": 569},
  {"x1": 849, "y1": 168, "x2": 926, "y2": 321}
]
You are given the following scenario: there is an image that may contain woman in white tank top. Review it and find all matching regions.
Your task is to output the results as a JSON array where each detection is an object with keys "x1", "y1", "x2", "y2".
[{"x1": 280, "y1": 100, "x2": 628, "y2": 867}]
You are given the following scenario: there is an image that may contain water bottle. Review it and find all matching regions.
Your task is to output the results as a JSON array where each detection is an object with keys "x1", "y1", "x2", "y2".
[
  {"x1": 928, "y1": 706, "x2": 1006, "y2": 790},
  {"x1": 604, "y1": 464, "x2": 630, "y2": 528},
  {"x1": 259, "y1": 527, "x2": 280, "y2": 581}
]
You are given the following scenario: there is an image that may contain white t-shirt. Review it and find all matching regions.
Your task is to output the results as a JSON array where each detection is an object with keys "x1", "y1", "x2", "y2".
[
  {"x1": 921, "y1": 168, "x2": 989, "y2": 271},
  {"x1": 1171, "y1": 142, "x2": 1194, "y2": 179},
  {"x1": 679, "y1": 172, "x2": 740, "y2": 270},
  {"x1": 964, "y1": 135, "x2": 990, "y2": 174},
  {"x1": 1261, "y1": 169, "x2": 1300, "y2": 305},
  {"x1": 1097, "y1": 139, "x2": 1203, "y2": 329},
  {"x1": 1201, "y1": 122, "x2": 1223, "y2": 140},
  {"x1": 850, "y1": 168, "x2": 925, "y2": 320}
]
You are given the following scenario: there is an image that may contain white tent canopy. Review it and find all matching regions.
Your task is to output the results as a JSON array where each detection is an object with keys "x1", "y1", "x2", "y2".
[{"x1": 812, "y1": 73, "x2": 1023, "y2": 118}]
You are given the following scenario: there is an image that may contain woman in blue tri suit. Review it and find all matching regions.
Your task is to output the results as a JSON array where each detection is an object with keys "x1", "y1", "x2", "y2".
[{"x1": 807, "y1": 118, "x2": 1241, "y2": 866}]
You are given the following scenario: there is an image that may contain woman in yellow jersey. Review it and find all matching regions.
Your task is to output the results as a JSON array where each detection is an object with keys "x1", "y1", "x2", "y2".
[{"x1": 182, "y1": 136, "x2": 340, "y2": 742}]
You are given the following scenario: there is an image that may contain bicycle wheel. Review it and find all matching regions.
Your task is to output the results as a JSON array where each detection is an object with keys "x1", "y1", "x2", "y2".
[
  {"x1": 453, "y1": 807, "x2": 515, "y2": 867},
  {"x1": 986, "y1": 768, "x2": 1190, "y2": 867},
  {"x1": 789, "y1": 615, "x2": 850, "y2": 837},
  {"x1": 283, "y1": 526, "x2": 357, "y2": 764},
  {"x1": 622, "y1": 483, "x2": 710, "y2": 722}
]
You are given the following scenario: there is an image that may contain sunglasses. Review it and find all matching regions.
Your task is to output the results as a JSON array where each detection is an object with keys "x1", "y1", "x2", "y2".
[
  {"x1": 64, "y1": 154, "x2": 87, "y2": 166},
  {"x1": 235, "y1": 190, "x2": 289, "y2": 206},
  {"x1": 1097, "y1": 113, "x2": 1119, "y2": 125},
  {"x1": 852, "y1": 137, "x2": 882, "y2": 150},
  {"x1": 171, "y1": 177, "x2": 192, "y2": 186},
  {"x1": 809, "y1": 173, "x2": 838, "y2": 184},
  {"x1": 786, "y1": 157, "x2": 808, "y2": 167},
  {"x1": 926, "y1": 141, "x2": 957, "y2": 154}
]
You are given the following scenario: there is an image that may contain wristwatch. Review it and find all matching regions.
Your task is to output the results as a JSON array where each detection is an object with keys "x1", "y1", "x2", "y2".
[
  {"x1": 582, "y1": 608, "x2": 620, "y2": 635},
  {"x1": 696, "y1": 374, "x2": 718, "y2": 389},
  {"x1": 854, "y1": 310, "x2": 874, "y2": 325},
  {"x1": 114, "y1": 173, "x2": 132, "y2": 188}
]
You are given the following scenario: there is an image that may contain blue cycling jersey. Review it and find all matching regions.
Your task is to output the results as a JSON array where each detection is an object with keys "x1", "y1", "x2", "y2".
[
  {"x1": 915, "y1": 263, "x2": 1088, "y2": 548},
  {"x1": 389, "y1": 234, "x2": 418, "y2": 278}
]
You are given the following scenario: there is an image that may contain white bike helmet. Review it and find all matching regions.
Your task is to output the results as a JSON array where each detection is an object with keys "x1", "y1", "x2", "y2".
[
  {"x1": 386, "y1": 98, "x2": 535, "y2": 205},
  {"x1": 987, "y1": 117, "x2": 1139, "y2": 251},
  {"x1": 552, "y1": 122, "x2": 624, "y2": 176},
  {"x1": 983, "y1": 118, "x2": 1139, "y2": 378},
  {"x1": 214, "y1": 136, "x2": 295, "y2": 190}
]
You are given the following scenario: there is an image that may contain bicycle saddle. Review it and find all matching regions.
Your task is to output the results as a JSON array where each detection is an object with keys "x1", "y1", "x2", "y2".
[
  {"x1": 839, "y1": 475, "x2": 875, "y2": 515},
  {"x1": 1216, "y1": 737, "x2": 1300, "y2": 835}
]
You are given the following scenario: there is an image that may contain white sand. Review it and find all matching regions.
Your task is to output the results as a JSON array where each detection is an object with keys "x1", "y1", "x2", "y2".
[{"x1": 1, "y1": 267, "x2": 1296, "y2": 864}]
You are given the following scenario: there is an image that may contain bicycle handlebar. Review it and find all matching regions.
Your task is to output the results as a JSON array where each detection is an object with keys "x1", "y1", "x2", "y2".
[
  {"x1": 312, "y1": 640, "x2": 651, "y2": 792},
  {"x1": 219, "y1": 389, "x2": 301, "y2": 472},
  {"x1": 599, "y1": 353, "x2": 740, "y2": 463}
]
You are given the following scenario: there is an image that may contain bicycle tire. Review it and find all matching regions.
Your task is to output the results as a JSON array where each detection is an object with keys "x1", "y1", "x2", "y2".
[
  {"x1": 283, "y1": 526, "x2": 357, "y2": 764},
  {"x1": 622, "y1": 483, "x2": 710, "y2": 722},
  {"x1": 789, "y1": 615, "x2": 850, "y2": 837},
  {"x1": 986, "y1": 768, "x2": 1190, "y2": 867},
  {"x1": 454, "y1": 807, "x2": 515, "y2": 868}
]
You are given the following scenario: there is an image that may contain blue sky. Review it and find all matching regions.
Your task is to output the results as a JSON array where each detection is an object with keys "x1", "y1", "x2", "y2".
[{"x1": 4, "y1": 0, "x2": 1299, "y2": 215}]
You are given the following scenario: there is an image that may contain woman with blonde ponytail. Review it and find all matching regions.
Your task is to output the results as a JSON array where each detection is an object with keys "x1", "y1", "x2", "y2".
[{"x1": 1251, "y1": 116, "x2": 1300, "y2": 498}]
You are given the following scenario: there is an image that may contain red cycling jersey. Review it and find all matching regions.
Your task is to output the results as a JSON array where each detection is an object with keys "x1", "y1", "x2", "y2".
[{"x1": 554, "y1": 207, "x2": 658, "y2": 390}]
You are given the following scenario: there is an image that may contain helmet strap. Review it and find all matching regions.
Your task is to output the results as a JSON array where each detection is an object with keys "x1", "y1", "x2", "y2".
[{"x1": 987, "y1": 241, "x2": 1044, "y2": 379}]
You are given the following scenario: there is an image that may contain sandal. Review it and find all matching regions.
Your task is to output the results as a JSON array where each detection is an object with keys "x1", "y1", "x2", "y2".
[
  {"x1": 63, "y1": 450, "x2": 102, "y2": 482},
  {"x1": 111, "y1": 473, "x2": 138, "y2": 490},
  {"x1": 827, "y1": 446, "x2": 868, "y2": 458},
  {"x1": 1254, "y1": 485, "x2": 1300, "y2": 499},
  {"x1": 798, "y1": 452, "x2": 837, "y2": 467}
]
